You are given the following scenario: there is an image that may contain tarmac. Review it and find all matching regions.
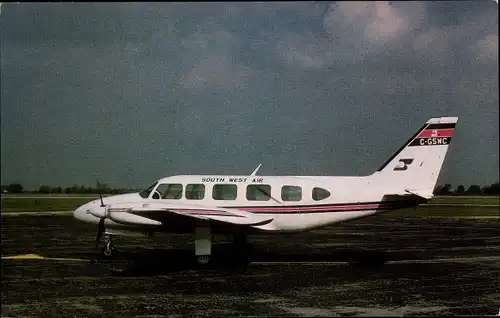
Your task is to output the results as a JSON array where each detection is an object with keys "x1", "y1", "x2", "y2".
[{"x1": 1, "y1": 214, "x2": 499, "y2": 317}]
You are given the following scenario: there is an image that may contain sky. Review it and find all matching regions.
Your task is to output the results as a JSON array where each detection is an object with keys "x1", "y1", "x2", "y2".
[{"x1": 1, "y1": 1, "x2": 498, "y2": 190}]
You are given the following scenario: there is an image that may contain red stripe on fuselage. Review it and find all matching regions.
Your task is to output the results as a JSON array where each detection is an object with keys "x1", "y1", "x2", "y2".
[
  {"x1": 172, "y1": 209, "x2": 242, "y2": 217},
  {"x1": 170, "y1": 201, "x2": 417, "y2": 216},
  {"x1": 238, "y1": 201, "x2": 413, "y2": 213},
  {"x1": 417, "y1": 128, "x2": 454, "y2": 138}
]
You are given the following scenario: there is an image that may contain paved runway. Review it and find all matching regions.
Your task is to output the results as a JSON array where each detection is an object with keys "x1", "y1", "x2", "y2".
[{"x1": 1, "y1": 214, "x2": 499, "y2": 317}]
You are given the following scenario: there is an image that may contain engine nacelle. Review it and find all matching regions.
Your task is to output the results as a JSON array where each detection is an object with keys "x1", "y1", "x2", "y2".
[{"x1": 107, "y1": 208, "x2": 162, "y2": 226}]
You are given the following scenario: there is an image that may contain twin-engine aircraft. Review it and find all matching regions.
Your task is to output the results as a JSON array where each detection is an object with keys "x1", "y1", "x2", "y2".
[{"x1": 74, "y1": 117, "x2": 458, "y2": 264}]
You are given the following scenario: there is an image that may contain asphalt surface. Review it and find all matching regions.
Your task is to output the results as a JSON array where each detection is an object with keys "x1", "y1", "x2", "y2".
[{"x1": 1, "y1": 214, "x2": 499, "y2": 317}]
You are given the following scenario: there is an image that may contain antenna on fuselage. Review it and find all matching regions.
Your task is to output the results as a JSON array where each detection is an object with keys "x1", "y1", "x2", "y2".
[
  {"x1": 250, "y1": 164, "x2": 262, "y2": 177},
  {"x1": 249, "y1": 164, "x2": 283, "y2": 206}
]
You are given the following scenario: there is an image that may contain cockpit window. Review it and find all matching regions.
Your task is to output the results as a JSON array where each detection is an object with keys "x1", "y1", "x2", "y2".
[
  {"x1": 154, "y1": 183, "x2": 183, "y2": 199},
  {"x1": 139, "y1": 182, "x2": 158, "y2": 198}
]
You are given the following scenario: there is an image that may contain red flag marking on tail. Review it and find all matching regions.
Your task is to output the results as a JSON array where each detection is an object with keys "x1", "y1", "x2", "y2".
[{"x1": 417, "y1": 128, "x2": 454, "y2": 138}]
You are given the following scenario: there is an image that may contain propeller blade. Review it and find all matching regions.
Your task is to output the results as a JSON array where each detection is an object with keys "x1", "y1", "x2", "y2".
[
  {"x1": 96, "y1": 218, "x2": 105, "y2": 247},
  {"x1": 99, "y1": 193, "x2": 105, "y2": 207}
]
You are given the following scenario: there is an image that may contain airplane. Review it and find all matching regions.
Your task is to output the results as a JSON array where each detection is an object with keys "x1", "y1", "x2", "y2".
[{"x1": 73, "y1": 116, "x2": 458, "y2": 265}]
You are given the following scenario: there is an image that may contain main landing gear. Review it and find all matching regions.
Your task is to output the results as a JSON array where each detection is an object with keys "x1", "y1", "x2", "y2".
[
  {"x1": 195, "y1": 227, "x2": 212, "y2": 265},
  {"x1": 194, "y1": 227, "x2": 252, "y2": 267},
  {"x1": 101, "y1": 234, "x2": 117, "y2": 258},
  {"x1": 96, "y1": 227, "x2": 251, "y2": 266}
]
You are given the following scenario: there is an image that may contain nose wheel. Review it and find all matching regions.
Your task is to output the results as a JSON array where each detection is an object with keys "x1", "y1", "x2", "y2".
[{"x1": 101, "y1": 234, "x2": 117, "y2": 258}]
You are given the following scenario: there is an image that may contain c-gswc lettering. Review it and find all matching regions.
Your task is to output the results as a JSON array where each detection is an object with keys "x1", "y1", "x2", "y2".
[{"x1": 419, "y1": 137, "x2": 448, "y2": 145}]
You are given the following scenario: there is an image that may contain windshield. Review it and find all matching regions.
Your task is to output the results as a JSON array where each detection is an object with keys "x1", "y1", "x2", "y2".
[{"x1": 139, "y1": 182, "x2": 158, "y2": 198}]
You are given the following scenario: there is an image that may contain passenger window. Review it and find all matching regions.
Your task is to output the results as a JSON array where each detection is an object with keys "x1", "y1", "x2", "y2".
[
  {"x1": 312, "y1": 187, "x2": 331, "y2": 201},
  {"x1": 281, "y1": 185, "x2": 302, "y2": 201},
  {"x1": 246, "y1": 184, "x2": 271, "y2": 201},
  {"x1": 155, "y1": 183, "x2": 183, "y2": 199},
  {"x1": 212, "y1": 184, "x2": 237, "y2": 200},
  {"x1": 186, "y1": 184, "x2": 205, "y2": 200}
]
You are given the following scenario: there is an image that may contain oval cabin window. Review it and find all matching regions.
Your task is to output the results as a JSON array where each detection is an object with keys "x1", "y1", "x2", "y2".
[{"x1": 312, "y1": 187, "x2": 330, "y2": 201}]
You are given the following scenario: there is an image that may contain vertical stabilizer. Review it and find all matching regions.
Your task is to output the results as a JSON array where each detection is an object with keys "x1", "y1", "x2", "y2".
[{"x1": 372, "y1": 117, "x2": 458, "y2": 195}]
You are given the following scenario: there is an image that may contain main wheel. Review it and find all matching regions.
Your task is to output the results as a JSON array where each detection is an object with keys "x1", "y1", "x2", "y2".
[{"x1": 197, "y1": 255, "x2": 210, "y2": 265}]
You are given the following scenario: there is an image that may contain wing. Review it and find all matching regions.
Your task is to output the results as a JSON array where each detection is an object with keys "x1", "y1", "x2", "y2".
[{"x1": 106, "y1": 200, "x2": 273, "y2": 228}]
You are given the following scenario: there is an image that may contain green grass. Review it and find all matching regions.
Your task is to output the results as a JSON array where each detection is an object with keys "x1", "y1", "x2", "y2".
[
  {"x1": 1, "y1": 193, "x2": 111, "y2": 197},
  {"x1": 0, "y1": 197, "x2": 94, "y2": 212},
  {"x1": 0, "y1": 195, "x2": 498, "y2": 219},
  {"x1": 427, "y1": 196, "x2": 499, "y2": 206},
  {"x1": 386, "y1": 205, "x2": 499, "y2": 218}
]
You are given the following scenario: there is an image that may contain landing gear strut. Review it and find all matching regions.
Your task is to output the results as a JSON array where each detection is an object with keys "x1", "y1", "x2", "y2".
[
  {"x1": 101, "y1": 234, "x2": 117, "y2": 258},
  {"x1": 195, "y1": 227, "x2": 212, "y2": 265},
  {"x1": 193, "y1": 228, "x2": 251, "y2": 268}
]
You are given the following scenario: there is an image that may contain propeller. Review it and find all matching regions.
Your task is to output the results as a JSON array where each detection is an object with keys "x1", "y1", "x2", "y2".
[
  {"x1": 96, "y1": 217, "x2": 105, "y2": 247},
  {"x1": 95, "y1": 192, "x2": 106, "y2": 247}
]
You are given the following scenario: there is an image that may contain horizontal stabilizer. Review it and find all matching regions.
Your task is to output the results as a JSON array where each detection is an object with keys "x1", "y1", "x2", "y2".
[
  {"x1": 404, "y1": 188, "x2": 434, "y2": 200},
  {"x1": 386, "y1": 188, "x2": 434, "y2": 200}
]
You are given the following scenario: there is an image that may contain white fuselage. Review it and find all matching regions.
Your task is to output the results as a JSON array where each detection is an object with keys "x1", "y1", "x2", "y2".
[{"x1": 74, "y1": 174, "x2": 420, "y2": 234}]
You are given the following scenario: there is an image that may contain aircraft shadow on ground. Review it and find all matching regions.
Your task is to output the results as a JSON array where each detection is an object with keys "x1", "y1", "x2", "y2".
[{"x1": 105, "y1": 244, "x2": 393, "y2": 276}]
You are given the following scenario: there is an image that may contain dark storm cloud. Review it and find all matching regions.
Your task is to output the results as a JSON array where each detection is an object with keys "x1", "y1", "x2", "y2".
[{"x1": 1, "y1": 1, "x2": 498, "y2": 189}]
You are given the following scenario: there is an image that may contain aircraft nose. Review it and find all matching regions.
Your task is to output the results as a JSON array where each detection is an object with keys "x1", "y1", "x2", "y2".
[
  {"x1": 73, "y1": 200, "x2": 99, "y2": 223},
  {"x1": 73, "y1": 203, "x2": 89, "y2": 221},
  {"x1": 73, "y1": 206, "x2": 82, "y2": 221}
]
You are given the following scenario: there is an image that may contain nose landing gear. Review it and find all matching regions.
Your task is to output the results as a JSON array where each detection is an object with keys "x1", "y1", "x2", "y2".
[{"x1": 101, "y1": 234, "x2": 117, "y2": 258}]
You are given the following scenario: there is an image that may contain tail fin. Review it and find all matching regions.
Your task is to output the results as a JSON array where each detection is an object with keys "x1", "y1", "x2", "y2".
[{"x1": 372, "y1": 117, "x2": 458, "y2": 197}]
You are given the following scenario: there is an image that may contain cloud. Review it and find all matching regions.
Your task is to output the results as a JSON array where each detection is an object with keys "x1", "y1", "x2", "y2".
[
  {"x1": 275, "y1": 2, "x2": 429, "y2": 68},
  {"x1": 473, "y1": 33, "x2": 498, "y2": 63},
  {"x1": 0, "y1": 2, "x2": 498, "y2": 188},
  {"x1": 411, "y1": 28, "x2": 451, "y2": 64},
  {"x1": 278, "y1": 1, "x2": 497, "y2": 70},
  {"x1": 326, "y1": 1, "x2": 422, "y2": 45},
  {"x1": 276, "y1": 33, "x2": 328, "y2": 69},
  {"x1": 324, "y1": 2, "x2": 426, "y2": 50},
  {"x1": 178, "y1": 30, "x2": 252, "y2": 89},
  {"x1": 179, "y1": 56, "x2": 252, "y2": 90}
]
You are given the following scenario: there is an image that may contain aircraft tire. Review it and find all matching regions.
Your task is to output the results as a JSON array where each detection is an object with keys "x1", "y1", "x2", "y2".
[{"x1": 197, "y1": 255, "x2": 210, "y2": 265}]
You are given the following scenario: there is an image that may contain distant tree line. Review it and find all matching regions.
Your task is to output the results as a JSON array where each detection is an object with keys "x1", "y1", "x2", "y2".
[
  {"x1": 1, "y1": 183, "x2": 140, "y2": 194},
  {"x1": 433, "y1": 182, "x2": 500, "y2": 195},
  {"x1": 1, "y1": 181, "x2": 499, "y2": 195}
]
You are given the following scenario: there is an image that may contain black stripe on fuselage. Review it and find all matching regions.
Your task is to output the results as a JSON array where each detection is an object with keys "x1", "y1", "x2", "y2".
[
  {"x1": 227, "y1": 199, "x2": 417, "y2": 209},
  {"x1": 283, "y1": 203, "x2": 415, "y2": 214},
  {"x1": 376, "y1": 123, "x2": 428, "y2": 172},
  {"x1": 222, "y1": 199, "x2": 423, "y2": 214}
]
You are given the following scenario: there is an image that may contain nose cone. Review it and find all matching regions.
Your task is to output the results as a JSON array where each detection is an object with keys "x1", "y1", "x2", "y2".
[
  {"x1": 73, "y1": 204, "x2": 86, "y2": 221},
  {"x1": 73, "y1": 200, "x2": 100, "y2": 224}
]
